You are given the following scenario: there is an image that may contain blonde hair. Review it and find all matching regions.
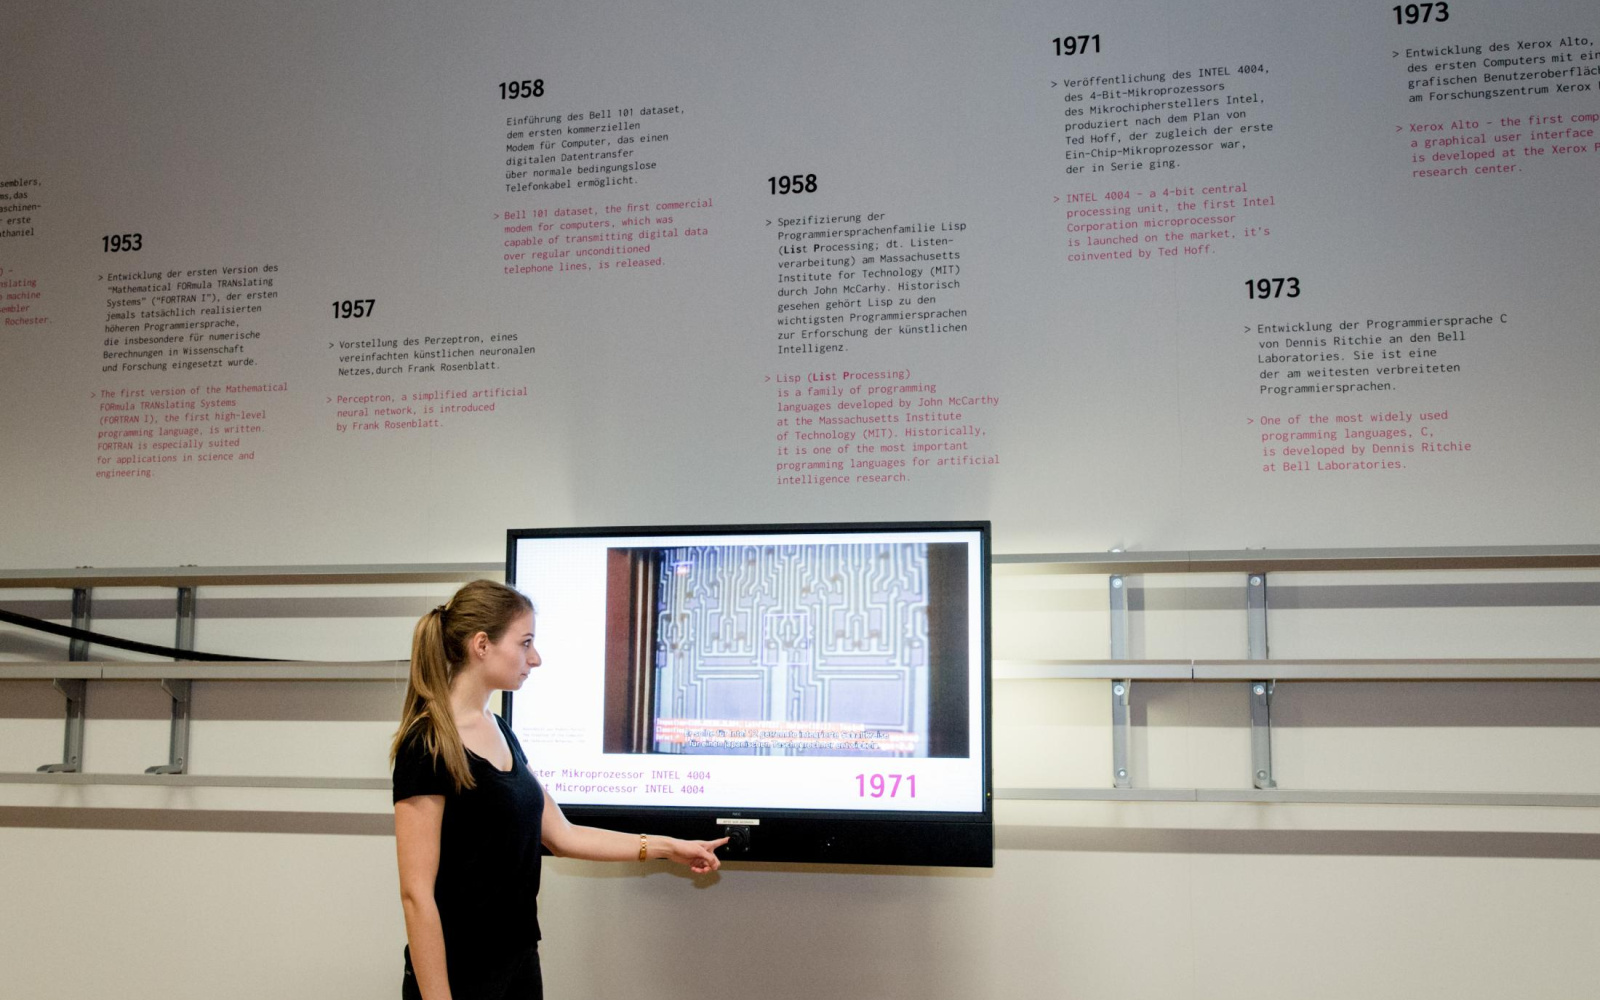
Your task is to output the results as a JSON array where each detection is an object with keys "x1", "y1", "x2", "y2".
[{"x1": 390, "y1": 579, "x2": 533, "y2": 792}]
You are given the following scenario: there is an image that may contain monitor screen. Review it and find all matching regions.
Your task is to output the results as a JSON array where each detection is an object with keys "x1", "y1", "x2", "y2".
[{"x1": 505, "y1": 521, "x2": 991, "y2": 866}]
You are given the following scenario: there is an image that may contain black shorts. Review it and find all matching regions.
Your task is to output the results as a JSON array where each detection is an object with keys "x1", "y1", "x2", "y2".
[{"x1": 403, "y1": 945, "x2": 541, "y2": 1000}]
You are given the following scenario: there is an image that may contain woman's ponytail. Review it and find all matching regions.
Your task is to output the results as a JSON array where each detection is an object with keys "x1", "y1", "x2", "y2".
[{"x1": 390, "y1": 582, "x2": 532, "y2": 792}]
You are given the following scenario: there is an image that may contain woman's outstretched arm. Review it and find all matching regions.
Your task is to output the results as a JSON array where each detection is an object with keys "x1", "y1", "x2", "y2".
[{"x1": 540, "y1": 794, "x2": 728, "y2": 873}]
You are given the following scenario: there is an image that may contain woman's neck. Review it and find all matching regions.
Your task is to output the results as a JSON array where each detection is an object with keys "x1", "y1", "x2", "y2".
[{"x1": 448, "y1": 671, "x2": 494, "y2": 724}]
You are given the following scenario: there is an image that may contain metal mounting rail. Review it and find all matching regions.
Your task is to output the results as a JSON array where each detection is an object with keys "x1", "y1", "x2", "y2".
[
  {"x1": 992, "y1": 544, "x2": 1600, "y2": 575},
  {"x1": 992, "y1": 659, "x2": 1600, "y2": 681},
  {"x1": 1195, "y1": 659, "x2": 1600, "y2": 680},
  {"x1": 0, "y1": 563, "x2": 502, "y2": 589},
  {"x1": 2, "y1": 545, "x2": 1598, "y2": 590},
  {"x1": 0, "y1": 661, "x2": 408, "y2": 681}
]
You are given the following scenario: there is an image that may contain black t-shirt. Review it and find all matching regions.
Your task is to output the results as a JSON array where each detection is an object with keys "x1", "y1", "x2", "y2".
[{"x1": 393, "y1": 714, "x2": 544, "y2": 992}]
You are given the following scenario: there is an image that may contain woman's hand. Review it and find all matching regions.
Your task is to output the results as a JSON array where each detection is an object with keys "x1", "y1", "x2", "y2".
[{"x1": 660, "y1": 836, "x2": 730, "y2": 873}]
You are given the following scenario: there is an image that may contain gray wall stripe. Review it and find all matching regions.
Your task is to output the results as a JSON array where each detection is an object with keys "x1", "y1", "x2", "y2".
[
  {"x1": 3, "y1": 807, "x2": 1594, "y2": 859},
  {"x1": 0, "y1": 806, "x2": 392, "y2": 836},
  {"x1": 996, "y1": 826, "x2": 1600, "y2": 859}
]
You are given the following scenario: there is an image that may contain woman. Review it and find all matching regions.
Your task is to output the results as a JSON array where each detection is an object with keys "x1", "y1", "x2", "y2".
[{"x1": 392, "y1": 579, "x2": 725, "y2": 1000}]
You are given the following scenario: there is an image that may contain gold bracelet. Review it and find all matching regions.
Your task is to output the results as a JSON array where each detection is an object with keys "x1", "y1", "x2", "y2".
[{"x1": 638, "y1": 834, "x2": 648, "y2": 862}]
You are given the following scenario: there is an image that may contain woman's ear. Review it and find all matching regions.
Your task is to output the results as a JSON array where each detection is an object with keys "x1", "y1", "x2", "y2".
[{"x1": 467, "y1": 630, "x2": 491, "y2": 659}]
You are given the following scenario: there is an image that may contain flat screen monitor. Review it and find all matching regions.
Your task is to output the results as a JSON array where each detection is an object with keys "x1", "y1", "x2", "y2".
[{"x1": 505, "y1": 521, "x2": 992, "y2": 867}]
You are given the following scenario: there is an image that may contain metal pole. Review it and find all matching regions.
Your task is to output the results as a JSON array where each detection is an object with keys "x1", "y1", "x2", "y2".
[
  {"x1": 37, "y1": 679, "x2": 87, "y2": 773},
  {"x1": 147, "y1": 587, "x2": 199, "y2": 774},
  {"x1": 1110, "y1": 575, "x2": 1131, "y2": 788},
  {"x1": 1247, "y1": 573, "x2": 1276, "y2": 789},
  {"x1": 69, "y1": 587, "x2": 92, "y2": 661}
]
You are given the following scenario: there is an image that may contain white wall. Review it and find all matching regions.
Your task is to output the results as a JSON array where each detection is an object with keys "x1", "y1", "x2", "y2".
[
  {"x1": 3, "y1": 0, "x2": 1599, "y2": 565},
  {"x1": 3, "y1": 575, "x2": 1598, "y2": 999},
  {"x1": 4, "y1": 0, "x2": 1599, "y2": 994}
]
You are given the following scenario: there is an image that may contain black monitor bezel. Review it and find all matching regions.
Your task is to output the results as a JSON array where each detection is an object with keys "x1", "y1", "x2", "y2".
[{"x1": 503, "y1": 520, "x2": 993, "y2": 867}]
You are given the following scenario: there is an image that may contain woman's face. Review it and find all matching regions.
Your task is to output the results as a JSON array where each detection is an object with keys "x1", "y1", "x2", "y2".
[{"x1": 479, "y1": 610, "x2": 540, "y2": 690}]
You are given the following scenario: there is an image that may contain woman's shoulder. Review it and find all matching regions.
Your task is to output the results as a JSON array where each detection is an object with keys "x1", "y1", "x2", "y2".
[
  {"x1": 393, "y1": 726, "x2": 454, "y2": 801},
  {"x1": 494, "y1": 713, "x2": 529, "y2": 765},
  {"x1": 394, "y1": 722, "x2": 437, "y2": 762}
]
